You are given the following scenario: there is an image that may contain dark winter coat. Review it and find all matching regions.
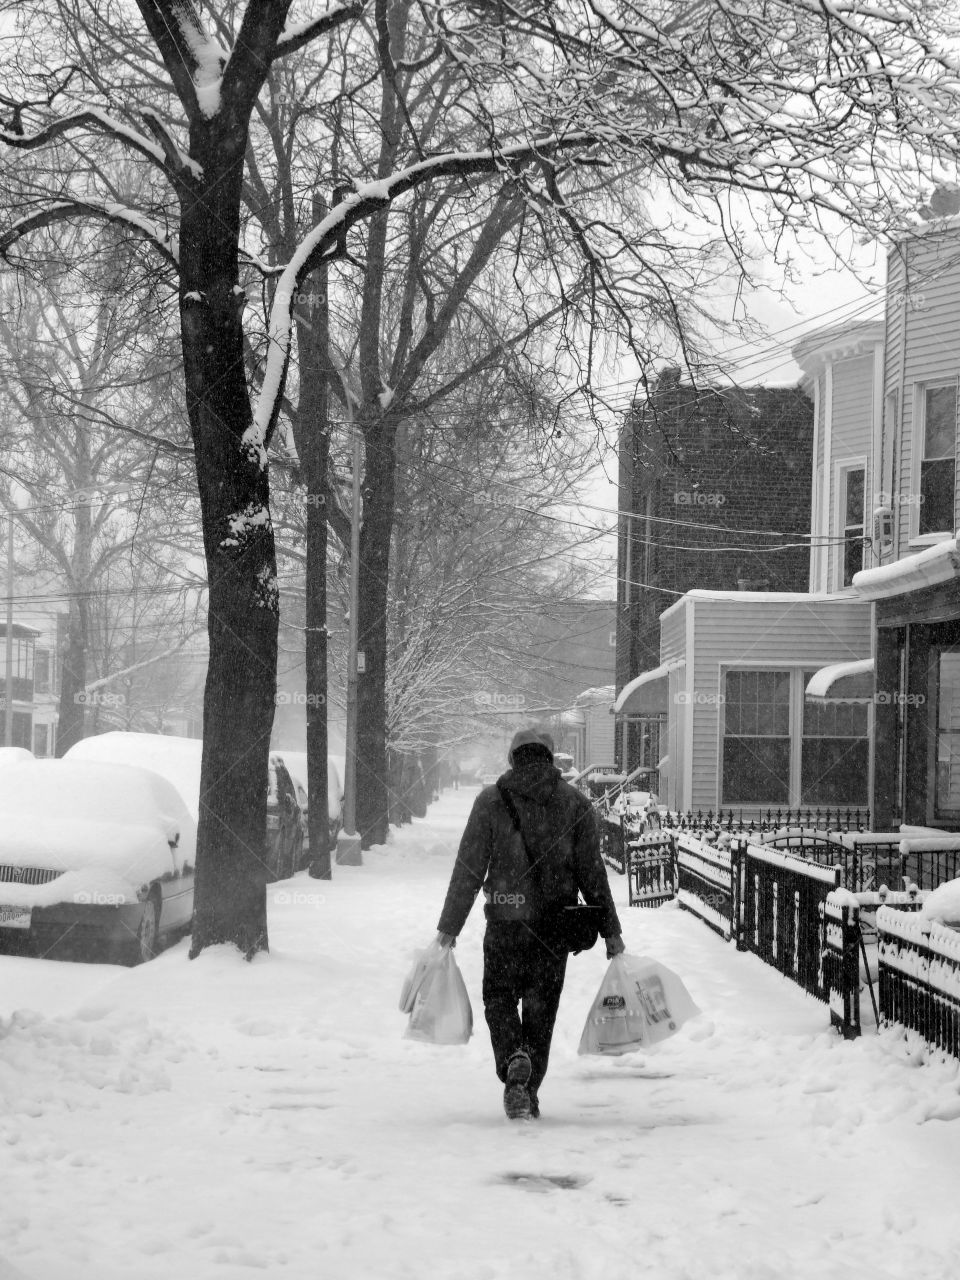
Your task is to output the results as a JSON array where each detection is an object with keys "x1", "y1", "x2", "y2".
[{"x1": 436, "y1": 761, "x2": 622, "y2": 940}]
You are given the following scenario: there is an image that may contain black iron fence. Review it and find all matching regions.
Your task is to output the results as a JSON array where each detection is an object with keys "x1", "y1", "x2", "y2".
[
  {"x1": 821, "y1": 895, "x2": 862, "y2": 1039},
  {"x1": 738, "y1": 841, "x2": 843, "y2": 1006},
  {"x1": 621, "y1": 827, "x2": 960, "y2": 1050},
  {"x1": 675, "y1": 832, "x2": 738, "y2": 941},
  {"x1": 600, "y1": 817, "x2": 626, "y2": 874},
  {"x1": 877, "y1": 906, "x2": 960, "y2": 1059},
  {"x1": 627, "y1": 833, "x2": 677, "y2": 908},
  {"x1": 661, "y1": 807, "x2": 871, "y2": 836}
]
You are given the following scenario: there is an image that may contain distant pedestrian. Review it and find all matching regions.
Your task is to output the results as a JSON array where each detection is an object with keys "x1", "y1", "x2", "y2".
[
  {"x1": 436, "y1": 728, "x2": 624, "y2": 1120},
  {"x1": 450, "y1": 760, "x2": 460, "y2": 791}
]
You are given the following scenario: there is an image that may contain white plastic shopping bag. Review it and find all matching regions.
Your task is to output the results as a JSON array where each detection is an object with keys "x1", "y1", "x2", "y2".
[
  {"x1": 403, "y1": 944, "x2": 473, "y2": 1045},
  {"x1": 399, "y1": 938, "x2": 444, "y2": 1014},
  {"x1": 578, "y1": 952, "x2": 700, "y2": 1056}
]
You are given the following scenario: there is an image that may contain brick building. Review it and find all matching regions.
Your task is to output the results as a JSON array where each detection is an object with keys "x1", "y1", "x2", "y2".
[{"x1": 616, "y1": 370, "x2": 814, "y2": 770}]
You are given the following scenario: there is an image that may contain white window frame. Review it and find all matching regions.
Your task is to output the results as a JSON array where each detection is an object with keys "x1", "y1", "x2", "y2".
[
  {"x1": 910, "y1": 379, "x2": 959, "y2": 544},
  {"x1": 834, "y1": 458, "x2": 867, "y2": 590}
]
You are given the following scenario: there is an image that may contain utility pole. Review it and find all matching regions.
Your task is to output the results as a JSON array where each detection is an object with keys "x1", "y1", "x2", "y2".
[
  {"x1": 4, "y1": 516, "x2": 12, "y2": 747},
  {"x1": 336, "y1": 409, "x2": 363, "y2": 866}
]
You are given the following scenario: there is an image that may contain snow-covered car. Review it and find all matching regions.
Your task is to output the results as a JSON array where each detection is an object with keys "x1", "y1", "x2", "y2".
[
  {"x1": 0, "y1": 759, "x2": 196, "y2": 964},
  {"x1": 66, "y1": 733, "x2": 344, "y2": 876}
]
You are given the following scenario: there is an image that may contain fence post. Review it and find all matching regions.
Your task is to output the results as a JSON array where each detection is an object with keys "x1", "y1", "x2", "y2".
[
  {"x1": 839, "y1": 901, "x2": 861, "y2": 1040},
  {"x1": 734, "y1": 839, "x2": 748, "y2": 951}
]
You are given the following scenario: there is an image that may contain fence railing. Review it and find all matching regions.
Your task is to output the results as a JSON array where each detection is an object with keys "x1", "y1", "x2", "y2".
[
  {"x1": 821, "y1": 893, "x2": 862, "y2": 1039},
  {"x1": 600, "y1": 816, "x2": 626, "y2": 874},
  {"x1": 627, "y1": 833, "x2": 677, "y2": 909},
  {"x1": 877, "y1": 907, "x2": 960, "y2": 1059},
  {"x1": 739, "y1": 842, "x2": 842, "y2": 1009},
  {"x1": 675, "y1": 832, "x2": 738, "y2": 941},
  {"x1": 622, "y1": 828, "x2": 959, "y2": 1049},
  {"x1": 660, "y1": 807, "x2": 871, "y2": 836}
]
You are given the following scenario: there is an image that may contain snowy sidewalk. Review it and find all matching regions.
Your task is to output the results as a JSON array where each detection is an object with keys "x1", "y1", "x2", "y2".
[{"x1": 2, "y1": 787, "x2": 960, "y2": 1280}]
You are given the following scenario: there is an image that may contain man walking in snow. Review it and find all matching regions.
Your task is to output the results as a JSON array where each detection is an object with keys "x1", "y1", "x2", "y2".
[{"x1": 436, "y1": 727, "x2": 624, "y2": 1120}]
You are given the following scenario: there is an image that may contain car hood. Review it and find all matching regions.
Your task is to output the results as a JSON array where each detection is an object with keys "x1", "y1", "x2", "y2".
[{"x1": 0, "y1": 815, "x2": 181, "y2": 908}]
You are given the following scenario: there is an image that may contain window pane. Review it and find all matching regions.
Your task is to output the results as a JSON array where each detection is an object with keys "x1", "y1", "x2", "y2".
[
  {"x1": 723, "y1": 737, "x2": 790, "y2": 804},
  {"x1": 919, "y1": 458, "x2": 956, "y2": 535},
  {"x1": 845, "y1": 469, "x2": 865, "y2": 525},
  {"x1": 936, "y1": 651, "x2": 960, "y2": 815},
  {"x1": 801, "y1": 739, "x2": 869, "y2": 805},
  {"x1": 925, "y1": 386, "x2": 957, "y2": 460}
]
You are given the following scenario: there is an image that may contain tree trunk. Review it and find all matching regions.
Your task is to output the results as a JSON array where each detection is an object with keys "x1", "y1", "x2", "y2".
[
  {"x1": 55, "y1": 595, "x2": 86, "y2": 756},
  {"x1": 184, "y1": 131, "x2": 278, "y2": 960},
  {"x1": 294, "y1": 267, "x2": 332, "y2": 880},
  {"x1": 355, "y1": 410, "x2": 396, "y2": 848}
]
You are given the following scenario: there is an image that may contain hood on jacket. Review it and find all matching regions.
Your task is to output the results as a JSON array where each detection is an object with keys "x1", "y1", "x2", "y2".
[{"x1": 497, "y1": 761, "x2": 562, "y2": 805}]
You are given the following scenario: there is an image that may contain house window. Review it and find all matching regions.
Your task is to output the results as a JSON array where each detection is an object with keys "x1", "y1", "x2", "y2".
[
  {"x1": 34, "y1": 648, "x2": 50, "y2": 695},
  {"x1": 721, "y1": 670, "x2": 791, "y2": 804},
  {"x1": 801, "y1": 683, "x2": 869, "y2": 805},
  {"x1": 11, "y1": 712, "x2": 31, "y2": 752},
  {"x1": 919, "y1": 384, "x2": 957, "y2": 535},
  {"x1": 935, "y1": 650, "x2": 960, "y2": 818},
  {"x1": 841, "y1": 468, "x2": 865, "y2": 587}
]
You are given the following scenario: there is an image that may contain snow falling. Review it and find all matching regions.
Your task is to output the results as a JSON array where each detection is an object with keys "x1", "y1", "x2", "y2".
[{"x1": 2, "y1": 788, "x2": 960, "y2": 1280}]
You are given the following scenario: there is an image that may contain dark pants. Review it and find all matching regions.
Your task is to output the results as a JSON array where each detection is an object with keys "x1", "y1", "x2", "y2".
[{"x1": 482, "y1": 921, "x2": 568, "y2": 1097}]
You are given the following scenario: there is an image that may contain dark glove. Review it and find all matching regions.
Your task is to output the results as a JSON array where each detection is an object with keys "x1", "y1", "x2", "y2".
[
  {"x1": 605, "y1": 934, "x2": 625, "y2": 959},
  {"x1": 437, "y1": 932, "x2": 456, "y2": 948}
]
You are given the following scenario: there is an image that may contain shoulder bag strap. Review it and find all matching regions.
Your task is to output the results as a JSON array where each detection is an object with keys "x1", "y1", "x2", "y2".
[{"x1": 496, "y1": 782, "x2": 544, "y2": 894}]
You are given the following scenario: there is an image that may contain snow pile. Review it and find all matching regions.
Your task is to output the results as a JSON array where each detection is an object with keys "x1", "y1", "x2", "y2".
[
  {"x1": 922, "y1": 878, "x2": 960, "y2": 925},
  {"x1": 2, "y1": 789, "x2": 960, "y2": 1279}
]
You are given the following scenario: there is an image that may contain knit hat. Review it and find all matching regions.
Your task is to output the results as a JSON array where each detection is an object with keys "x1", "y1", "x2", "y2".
[{"x1": 507, "y1": 727, "x2": 555, "y2": 765}]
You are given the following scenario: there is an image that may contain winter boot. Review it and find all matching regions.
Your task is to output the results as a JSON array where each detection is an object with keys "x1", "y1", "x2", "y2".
[
  {"x1": 528, "y1": 1093, "x2": 540, "y2": 1120},
  {"x1": 503, "y1": 1049, "x2": 532, "y2": 1120}
]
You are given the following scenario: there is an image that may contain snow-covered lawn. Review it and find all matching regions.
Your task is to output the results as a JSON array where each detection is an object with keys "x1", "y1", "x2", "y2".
[{"x1": 2, "y1": 787, "x2": 960, "y2": 1280}]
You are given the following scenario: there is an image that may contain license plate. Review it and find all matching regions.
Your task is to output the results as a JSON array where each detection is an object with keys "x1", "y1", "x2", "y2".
[{"x1": 0, "y1": 905, "x2": 31, "y2": 930}]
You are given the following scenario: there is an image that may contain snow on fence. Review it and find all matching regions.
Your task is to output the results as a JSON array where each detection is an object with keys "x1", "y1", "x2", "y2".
[
  {"x1": 675, "y1": 832, "x2": 737, "y2": 941},
  {"x1": 898, "y1": 838, "x2": 960, "y2": 893},
  {"x1": 821, "y1": 893, "x2": 862, "y2": 1040},
  {"x1": 738, "y1": 842, "x2": 842, "y2": 1011},
  {"x1": 627, "y1": 832, "x2": 676, "y2": 908},
  {"x1": 877, "y1": 907, "x2": 960, "y2": 1058}
]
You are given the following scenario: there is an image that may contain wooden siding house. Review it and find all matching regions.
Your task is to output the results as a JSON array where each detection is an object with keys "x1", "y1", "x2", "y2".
[
  {"x1": 851, "y1": 222, "x2": 960, "y2": 830},
  {"x1": 615, "y1": 324, "x2": 881, "y2": 815}
]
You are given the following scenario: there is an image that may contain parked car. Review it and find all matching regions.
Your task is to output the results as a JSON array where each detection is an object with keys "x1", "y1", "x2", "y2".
[
  {"x1": 268, "y1": 750, "x2": 344, "y2": 851},
  {"x1": 0, "y1": 759, "x2": 196, "y2": 964},
  {"x1": 66, "y1": 733, "x2": 344, "y2": 878}
]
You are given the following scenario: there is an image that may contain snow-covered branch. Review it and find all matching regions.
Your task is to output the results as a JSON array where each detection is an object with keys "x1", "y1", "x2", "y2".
[{"x1": 0, "y1": 201, "x2": 179, "y2": 271}]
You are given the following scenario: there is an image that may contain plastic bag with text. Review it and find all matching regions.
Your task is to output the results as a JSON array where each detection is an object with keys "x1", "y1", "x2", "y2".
[
  {"x1": 404, "y1": 945, "x2": 473, "y2": 1045},
  {"x1": 578, "y1": 953, "x2": 700, "y2": 1056},
  {"x1": 399, "y1": 939, "x2": 444, "y2": 1014}
]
